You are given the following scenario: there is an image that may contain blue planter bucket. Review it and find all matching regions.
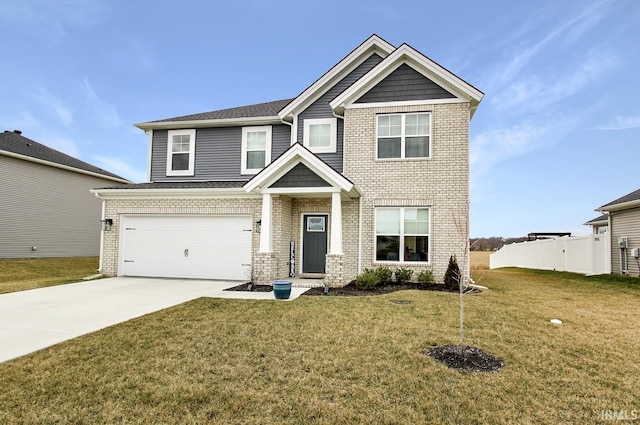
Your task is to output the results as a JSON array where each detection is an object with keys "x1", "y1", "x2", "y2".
[{"x1": 273, "y1": 280, "x2": 292, "y2": 300}]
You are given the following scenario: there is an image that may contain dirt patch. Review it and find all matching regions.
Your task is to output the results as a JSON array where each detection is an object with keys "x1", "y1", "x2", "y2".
[{"x1": 426, "y1": 344, "x2": 504, "y2": 373}]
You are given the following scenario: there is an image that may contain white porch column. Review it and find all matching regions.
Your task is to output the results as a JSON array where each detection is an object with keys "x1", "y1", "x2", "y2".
[
  {"x1": 330, "y1": 191, "x2": 343, "y2": 255},
  {"x1": 259, "y1": 193, "x2": 273, "y2": 252}
]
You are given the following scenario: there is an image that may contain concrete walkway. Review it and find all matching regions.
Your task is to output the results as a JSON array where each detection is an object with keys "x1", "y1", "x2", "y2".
[{"x1": 0, "y1": 277, "x2": 308, "y2": 363}]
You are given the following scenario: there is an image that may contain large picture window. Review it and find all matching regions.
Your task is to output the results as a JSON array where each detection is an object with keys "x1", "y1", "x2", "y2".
[
  {"x1": 241, "y1": 126, "x2": 272, "y2": 174},
  {"x1": 375, "y1": 207, "x2": 429, "y2": 262},
  {"x1": 303, "y1": 118, "x2": 337, "y2": 153},
  {"x1": 166, "y1": 129, "x2": 196, "y2": 176},
  {"x1": 377, "y1": 113, "x2": 430, "y2": 159}
]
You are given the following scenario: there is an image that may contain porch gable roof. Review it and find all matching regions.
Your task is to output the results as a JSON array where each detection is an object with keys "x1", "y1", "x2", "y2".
[{"x1": 243, "y1": 144, "x2": 360, "y2": 198}]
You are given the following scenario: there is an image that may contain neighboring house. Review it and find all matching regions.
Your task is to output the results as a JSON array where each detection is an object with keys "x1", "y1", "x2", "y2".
[
  {"x1": 584, "y1": 214, "x2": 609, "y2": 234},
  {"x1": 92, "y1": 35, "x2": 484, "y2": 285},
  {"x1": 596, "y1": 187, "x2": 640, "y2": 276},
  {"x1": 0, "y1": 130, "x2": 130, "y2": 258}
]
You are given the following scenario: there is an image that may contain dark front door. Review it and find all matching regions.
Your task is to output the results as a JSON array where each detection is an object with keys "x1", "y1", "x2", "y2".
[{"x1": 302, "y1": 215, "x2": 328, "y2": 274}]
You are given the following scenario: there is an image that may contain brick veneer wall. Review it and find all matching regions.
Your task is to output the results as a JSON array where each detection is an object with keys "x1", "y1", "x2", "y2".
[
  {"x1": 343, "y1": 102, "x2": 471, "y2": 281},
  {"x1": 100, "y1": 197, "x2": 262, "y2": 277}
]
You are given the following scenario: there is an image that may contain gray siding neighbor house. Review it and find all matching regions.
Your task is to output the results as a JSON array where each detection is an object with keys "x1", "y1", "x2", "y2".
[
  {"x1": 92, "y1": 35, "x2": 484, "y2": 286},
  {"x1": 597, "y1": 187, "x2": 640, "y2": 276},
  {"x1": 0, "y1": 130, "x2": 130, "y2": 258}
]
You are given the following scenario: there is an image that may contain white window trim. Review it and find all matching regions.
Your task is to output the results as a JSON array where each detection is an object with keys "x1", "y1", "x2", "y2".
[
  {"x1": 374, "y1": 207, "x2": 431, "y2": 264},
  {"x1": 166, "y1": 129, "x2": 196, "y2": 176},
  {"x1": 303, "y1": 117, "x2": 337, "y2": 154},
  {"x1": 376, "y1": 112, "x2": 431, "y2": 160},
  {"x1": 241, "y1": 125, "x2": 272, "y2": 175}
]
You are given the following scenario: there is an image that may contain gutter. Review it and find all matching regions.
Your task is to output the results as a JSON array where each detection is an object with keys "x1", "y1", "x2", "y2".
[{"x1": 135, "y1": 116, "x2": 282, "y2": 131}]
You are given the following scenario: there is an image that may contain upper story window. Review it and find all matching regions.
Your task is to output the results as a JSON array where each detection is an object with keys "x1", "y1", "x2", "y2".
[
  {"x1": 377, "y1": 112, "x2": 430, "y2": 159},
  {"x1": 241, "y1": 126, "x2": 272, "y2": 175},
  {"x1": 375, "y1": 207, "x2": 430, "y2": 263},
  {"x1": 303, "y1": 118, "x2": 337, "y2": 153},
  {"x1": 166, "y1": 129, "x2": 196, "y2": 176}
]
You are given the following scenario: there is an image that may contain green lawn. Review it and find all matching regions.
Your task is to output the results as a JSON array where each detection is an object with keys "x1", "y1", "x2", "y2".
[
  {"x1": 0, "y1": 268, "x2": 639, "y2": 424},
  {"x1": 0, "y1": 257, "x2": 99, "y2": 294}
]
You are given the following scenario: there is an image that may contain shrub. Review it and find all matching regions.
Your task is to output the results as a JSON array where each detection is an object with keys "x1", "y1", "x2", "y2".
[
  {"x1": 417, "y1": 269, "x2": 435, "y2": 285},
  {"x1": 355, "y1": 268, "x2": 379, "y2": 290},
  {"x1": 443, "y1": 255, "x2": 461, "y2": 290},
  {"x1": 395, "y1": 267, "x2": 414, "y2": 284},
  {"x1": 373, "y1": 266, "x2": 393, "y2": 285}
]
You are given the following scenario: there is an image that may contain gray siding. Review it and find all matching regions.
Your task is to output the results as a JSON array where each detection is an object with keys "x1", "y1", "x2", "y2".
[
  {"x1": 610, "y1": 208, "x2": 640, "y2": 275},
  {"x1": 0, "y1": 155, "x2": 126, "y2": 258},
  {"x1": 269, "y1": 163, "x2": 331, "y2": 188},
  {"x1": 297, "y1": 53, "x2": 384, "y2": 172},
  {"x1": 355, "y1": 64, "x2": 456, "y2": 103},
  {"x1": 151, "y1": 124, "x2": 291, "y2": 182}
]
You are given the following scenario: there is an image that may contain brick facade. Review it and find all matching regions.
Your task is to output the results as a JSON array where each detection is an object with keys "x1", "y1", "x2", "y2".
[{"x1": 343, "y1": 102, "x2": 471, "y2": 281}]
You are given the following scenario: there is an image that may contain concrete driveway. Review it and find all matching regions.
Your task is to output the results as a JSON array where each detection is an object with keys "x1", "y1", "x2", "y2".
[{"x1": 0, "y1": 277, "x2": 308, "y2": 363}]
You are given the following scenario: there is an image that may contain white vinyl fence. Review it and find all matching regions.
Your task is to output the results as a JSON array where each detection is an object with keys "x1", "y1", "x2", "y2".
[{"x1": 490, "y1": 233, "x2": 611, "y2": 275}]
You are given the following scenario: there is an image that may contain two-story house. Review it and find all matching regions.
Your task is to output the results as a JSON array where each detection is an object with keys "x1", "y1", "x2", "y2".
[{"x1": 92, "y1": 35, "x2": 484, "y2": 286}]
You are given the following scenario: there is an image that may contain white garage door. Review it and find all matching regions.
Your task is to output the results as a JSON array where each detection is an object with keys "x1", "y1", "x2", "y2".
[{"x1": 119, "y1": 215, "x2": 252, "y2": 280}]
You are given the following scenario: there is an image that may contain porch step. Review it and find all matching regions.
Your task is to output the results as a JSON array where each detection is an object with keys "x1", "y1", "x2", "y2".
[{"x1": 287, "y1": 278, "x2": 325, "y2": 288}]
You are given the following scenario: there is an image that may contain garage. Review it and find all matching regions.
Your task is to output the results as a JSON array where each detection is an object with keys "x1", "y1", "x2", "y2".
[{"x1": 119, "y1": 215, "x2": 252, "y2": 280}]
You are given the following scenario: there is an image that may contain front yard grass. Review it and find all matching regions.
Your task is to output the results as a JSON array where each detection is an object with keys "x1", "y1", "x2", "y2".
[
  {"x1": 0, "y1": 257, "x2": 99, "y2": 294},
  {"x1": 1, "y1": 268, "x2": 639, "y2": 424}
]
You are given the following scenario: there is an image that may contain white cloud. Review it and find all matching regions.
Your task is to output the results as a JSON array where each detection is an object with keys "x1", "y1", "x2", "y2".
[
  {"x1": 81, "y1": 79, "x2": 121, "y2": 128},
  {"x1": 0, "y1": 0, "x2": 108, "y2": 40},
  {"x1": 491, "y1": 49, "x2": 619, "y2": 113},
  {"x1": 90, "y1": 155, "x2": 146, "y2": 183},
  {"x1": 45, "y1": 135, "x2": 80, "y2": 158},
  {"x1": 34, "y1": 87, "x2": 73, "y2": 126},
  {"x1": 596, "y1": 114, "x2": 640, "y2": 130},
  {"x1": 495, "y1": 0, "x2": 614, "y2": 85}
]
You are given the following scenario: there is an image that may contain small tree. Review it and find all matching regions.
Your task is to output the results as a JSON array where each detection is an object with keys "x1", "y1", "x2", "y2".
[{"x1": 443, "y1": 255, "x2": 460, "y2": 291}]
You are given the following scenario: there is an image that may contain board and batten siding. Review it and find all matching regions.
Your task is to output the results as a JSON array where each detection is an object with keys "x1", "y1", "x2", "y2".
[
  {"x1": 610, "y1": 208, "x2": 640, "y2": 275},
  {"x1": 151, "y1": 124, "x2": 291, "y2": 181},
  {"x1": 0, "y1": 155, "x2": 126, "y2": 258},
  {"x1": 297, "y1": 53, "x2": 384, "y2": 172},
  {"x1": 355, "y1": 63, "x2": 456, "y2": 104}
]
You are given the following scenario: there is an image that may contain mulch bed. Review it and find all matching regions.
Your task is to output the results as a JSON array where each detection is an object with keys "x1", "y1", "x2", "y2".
[
  {"x1": 224, "y1": 282, "x2": 482, "y2": 296},
  {"x1": 426, "y1": 344, "x2": 504, "y2": 373},
  {"x1": 303, "y1": 282, "x2": 479, "y2": 296},
  {"x1": 223, "y1": 283, "x2": 273, "y2": 292}
]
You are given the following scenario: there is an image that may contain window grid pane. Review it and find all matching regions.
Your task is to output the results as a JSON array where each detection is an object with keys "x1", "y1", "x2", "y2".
[
  {"x1": 246, "y1": 131, "x2": 266, "y2": 150},
  {"x1": 309, "y1": 123, "x2": 330, "y2": 147},
  {"x1": 376, "y1": 208, "x2": 400, "y2": 235}
]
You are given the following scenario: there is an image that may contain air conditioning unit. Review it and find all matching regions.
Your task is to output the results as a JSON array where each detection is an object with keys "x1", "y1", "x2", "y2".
[{"x1": 618, "y1": 237, "x2": 628, "y2": 249}]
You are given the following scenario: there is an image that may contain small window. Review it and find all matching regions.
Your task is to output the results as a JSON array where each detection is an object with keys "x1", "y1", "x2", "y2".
[
  {"x1": 307, "y1": 217, "x2": 326, "y2": 232},
  {"x1": 303, "y1": 118, "x2": 337, "y2": 153},
  {"x1": 377, "y1": 113, "x2": 430, "y2": 159},
  {"x1": 375, "y1": 207, "x2": 429, "y2": 262},
  {"x1": 241, "y1": 126, "x2": 272, "y2": 175},
  {"x1": 166, "y1": 129, "x2": 196, "y2": 176}
]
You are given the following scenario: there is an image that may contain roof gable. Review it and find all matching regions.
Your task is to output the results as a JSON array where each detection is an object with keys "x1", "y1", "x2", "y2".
[
  {"x1": 269, "y1": 163, "x2": 331, "y2": 188},
  {"x1": 355, "y1": 63, "x2": 456, "y2": 103},
  {"x1": 0, "y1": 131, "x2": 129, "y2": 182},
  {"x1": 243, "y1": 144, "x2": 359, "y2": 197},
  {"x1": 330, "y1": 43, "x2": 484, "y2": 116},
  {"x1": 277, "y1": 34, "x2": 395, "y2": 119}
]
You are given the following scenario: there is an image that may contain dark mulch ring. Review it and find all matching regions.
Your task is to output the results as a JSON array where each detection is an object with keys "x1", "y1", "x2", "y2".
[
  {"x1": 303, "y1": 282, "x2": 481, "y2": 296},
  {"x1": 426, "y1": 344, "x2": 505, "y2": 373},
  {"x1": 224, "y1": 283, "x2": 273, "y2": 292}
]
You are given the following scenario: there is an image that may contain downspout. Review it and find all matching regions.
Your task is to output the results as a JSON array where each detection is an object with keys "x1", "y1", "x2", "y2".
[
  {"x1": 280, "y1": 117, "x2": 294, "y2": 146},
  {"x1": 358, "y1": 195, "x2": 363, "y2": 274}
]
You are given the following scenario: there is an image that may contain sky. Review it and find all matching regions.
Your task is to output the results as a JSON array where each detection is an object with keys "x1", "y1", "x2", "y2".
[{"x1": 1, "y1": 0, "x2": 639, "y2": 238}]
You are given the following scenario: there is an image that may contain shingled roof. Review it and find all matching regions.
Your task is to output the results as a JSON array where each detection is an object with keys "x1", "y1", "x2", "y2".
[
  {"x1": 147, "y1": 98, "x2": 294, "y2": 123},
  {"x1": 584, "y1": 214, "x2": 608, "y2": 225},
  {"x1": 0, "y1": 130, "x2": 128, "y2": 181},
  {"x1": 95, "y1": 181, "x2": 245, "y2": 190},
  {"x1": 599, "y1": 187, "x2": 640, "y2": 210}
]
